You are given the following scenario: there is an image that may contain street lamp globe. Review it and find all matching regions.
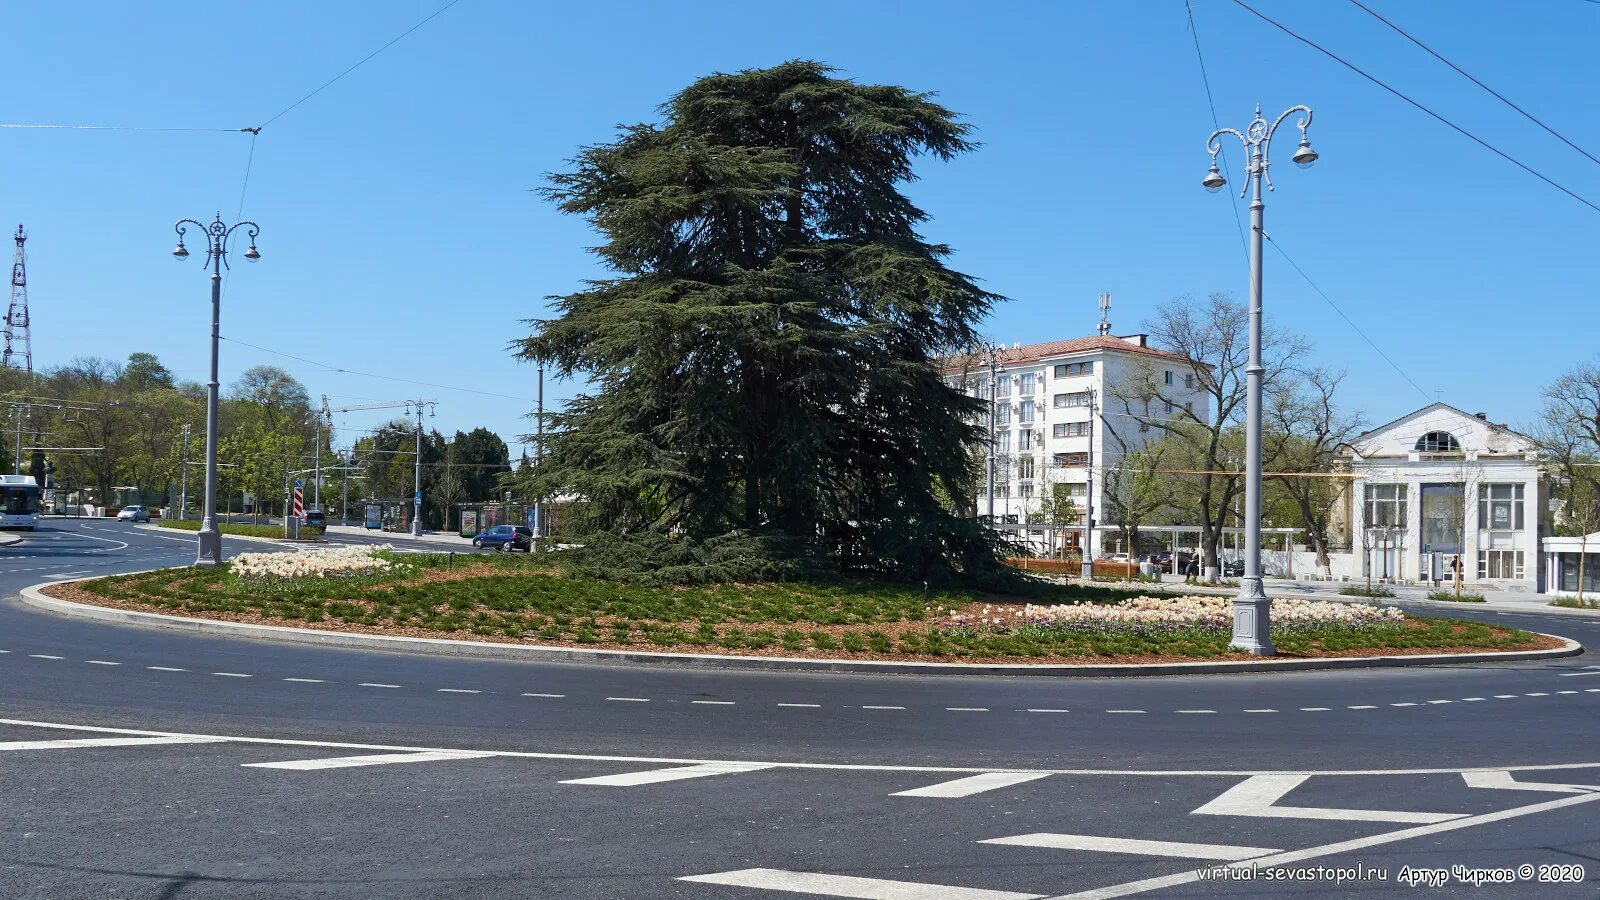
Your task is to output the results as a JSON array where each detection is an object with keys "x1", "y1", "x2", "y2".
[
  {"x1": 1202, "y1": 163, "x2": 1227, "y2": 192},
  {"x1": 172, "y1": 241, "x2": 189, "y2": 260},
  {"x1": 1291, "y1": 138, "x2": 1319, "y2": 168},
  {"x1": 243, "y1": 243, "x2": 261, "y2": 262}
]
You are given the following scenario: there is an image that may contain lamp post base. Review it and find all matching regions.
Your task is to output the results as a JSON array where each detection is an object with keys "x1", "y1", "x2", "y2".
[
  {"x1": 1228, "y1": 582, "x2": 1274, "y2": 656},
  {"x1": 195, "y1": 527, "x2": 222, "y2": 568}
]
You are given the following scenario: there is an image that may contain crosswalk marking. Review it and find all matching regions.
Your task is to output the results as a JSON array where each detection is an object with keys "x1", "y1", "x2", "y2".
[
  {"x1": 679, "y1": 868, "x2": 1043, "y2": 899},
  {"x1": 980, "y1": 832, "x2": 1280, "y2": 861},
  {"x1": 561, "y1": 761, "x2": 773, "y2": 787},
  {"x1": 0, "y1": 737, "x2": 225, "y2": 751},
  {"x1": 243, "y1": 750, "x2": 495, "y2": 771},
  {"x1": 892, "y1": 772, "x2": 1051, "y2": 798},
  {"x1": 1193, "y1": 774, "x2": 1465, "y2": 823}
]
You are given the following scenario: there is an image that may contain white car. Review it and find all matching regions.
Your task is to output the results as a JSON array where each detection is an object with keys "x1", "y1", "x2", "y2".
[{"x1": 117, "y1": 505, "x2": 151, "y2": 523}]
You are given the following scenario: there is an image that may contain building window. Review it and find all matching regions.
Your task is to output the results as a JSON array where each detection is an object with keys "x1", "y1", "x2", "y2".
[
  {"x1": 1364, "y1": 483, "x2": 1407, "y2": 527},
  {"x1": 996, "y1": 375, "x2": 1010, "y2": 398},
  {"x1": 1414, "y1": 431, "x2": 1460, "y2": 454},
  {"x1": 1478, "y1": 483, "x2": 1524, "y2": 531},
  {"x1": 997, "y1": 430, "x2": 1010, "y2": 452},
  {"x1": 1019, "y1": 399, "x2": 1034, "y2": 424},
  {"x1": 1164, "y1": 370, "x2": 1174, "y2": 385},
  {"x1": 1019, "y1": 481, "x2": 1034, "y2": 500},
  {"x1": 1059, "y1": 422, "x2": 1089, "y2": 437},
  {"x1": 1019, "y1": 372, "x2": 1036, "y2": 394},
  {"x1": 1019, "y1": 456, "x2": 1035, "y2": 480},
  {"x1": 1019, "y1": 429, "x2": 1033, "y2": 451},
  {"x1": 996, "y1": 404, "x2": 1010, "y2": 425},
  {"x1": 1184, "y1": 373, "x2": 1195, "y2": 389},
  {"x1": 1054, "y1": 391, "x2": 1092, "y2": 408},
  {"x1": 1478, "y1": 550, "x2": 1523, "y2": 580},
  {"x1": 1054, "y1": 361, "x2": 1093, "y2": 378},
  {"x1": 1163, "y1": 400, "x2": 1174, "y2": 415},
  {"x1": 1055, "y1": 452, "x2": 1088, "y2": 467},
  {"x1": 1052, "y1": 423, "x2": 1067, "y2": 439}
]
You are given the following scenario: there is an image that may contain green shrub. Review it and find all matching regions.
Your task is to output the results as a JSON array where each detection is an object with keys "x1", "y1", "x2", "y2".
[
  {"x1": 1338, "y1": 585, "x2": 1395, "y2": 598},
  {"x1": 1427, "y1": 590, "x2": 1486, "y2": 603}
]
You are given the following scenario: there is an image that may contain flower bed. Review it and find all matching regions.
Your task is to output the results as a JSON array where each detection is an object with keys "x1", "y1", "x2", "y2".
[
  {"x1": 230, "y1": 546, "x2": 395, "y2": 583},
  {"x1": 935, "y1": 595, "x2": 1404, "y2": 636}
]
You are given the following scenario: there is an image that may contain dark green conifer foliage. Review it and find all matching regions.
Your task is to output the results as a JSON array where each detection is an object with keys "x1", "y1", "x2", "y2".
[{"x1": 518, "y1": 61, "x2": 1005, "y2": 582}]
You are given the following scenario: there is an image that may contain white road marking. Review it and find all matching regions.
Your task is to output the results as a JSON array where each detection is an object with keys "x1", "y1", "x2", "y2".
[
  {"x1": 1462, "y1": 770, "x2": 1599, "y2": 794},
  {"x1": 1025, "y1": 709, "x2": 1069, "y2": 714},
  {"x1": 893, "y1": 772, "x2": 1051, "y2": 798},
  {"x1": 146, "y1": 666, "x2": 187, "y2": 672},
  {"x1": 1493, "y1": 694, "x2": 1518, "y2": 699},
  {"x1": 0, "y1": 737, "x2": 225, "y2": 751},
  {"x1": 946, "y1": 707, "x2": 989, "y2": 712},
  {"x1": 1299, "y1": 707, "x2": 1331, "y2": 712},
  {"x1": 1425, "y1": 700, "x2": 1452, "y2": 705},
  {"x1": 1460, "y1": 697, "x2": 1485, "y2": 702},
  {"x1": 1390, "y1": 702, "x2": 1417, "y2": 707},
  {"x1": 862, "y1": 705, "x2": 905, "y2": 711},
  {"x1": 244, "y1": 750, "x2": 496, "y2": 771},
  {"x1": 211, "y1": 672, "x2": 252, "y2": 678},
  {"x1": 283, "y1": 678, "x2": 324, "y2": 683},
  {"x1": 28, "y1": 654, "x2": 62, "y2": 660},
  {"x1": 1193, "y1": 774, "x2": 1465, "y2": 823},
  {"x1": 85, "y1": 660, "x2": 120, "y2": 666},
  {"x1": 1106, "y1": 710, "x2": 1145, "y2": 714},
  {"x1": 1052, "y1": 792, "x2": 1600, "y2": 900},
  {"x1": 605, "y1": 696, "x2": 649, "y2": 703},
  {"x1": 437, "y1": 688, "x2": 480, "y2": 694},
  {"x1": 1175, "y1": 710, "x2": 1215, "y2": 714},
  {"x1": 522, "y1": 692, "x2": 563, "y2": 698},
  {"x1": 778, "y1": 703, "x2": 820, "y2": 708},
  {"x1": 981, "y1": 833, "x2": 1279, "y2": 861},
  {"x1": 561, "y1": 761, "x2": 774, "y2": 787},
  {"x1": 680, "y1": 868, "x2": 1042, "y2": 900},
  {"x1": 1243, "y1": 709, "x2": 1276, "y2": 713},
  {"x1": 692, "y1": 700, "x2": 735, "y2": 705},
  {"x1": 1558, "y1": 671, "x2": 1600, "y2": 677},
  {"x1": 1347, "y1": 705, "x2": 1377, "y2": 710},
  {"x1": 360, "y1": 683, "x2": 401, "y2": 689},
  {"x1": 1525, "y1": 692, "x2": 1550, "y2": 697},
  {"x1": 1558, "y1": 690, "x2": 1580, "y2": 695}
]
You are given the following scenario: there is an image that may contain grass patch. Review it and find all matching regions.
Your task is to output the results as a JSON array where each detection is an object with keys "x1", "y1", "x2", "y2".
[
  {"x1": 1550, "y1": 596, "x2": 1600, "y2": 609},
  {"x1": 59, "y1": 554, "x2": 1543, "y2": 663},
  {"x1": 1338, "y1": 585, "x2": 1395, "y2": 598},
  {"x1": 156, "y1": 519, "x2": 323, "y2": 541},
  {"x1": 1427, "y1": 590, "x2": 1486, "y2": 603}
]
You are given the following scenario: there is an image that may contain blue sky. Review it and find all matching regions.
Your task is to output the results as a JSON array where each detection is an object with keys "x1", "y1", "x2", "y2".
[{"x1": 6, "y1": 1, "x2": 1599, "y2": 451}]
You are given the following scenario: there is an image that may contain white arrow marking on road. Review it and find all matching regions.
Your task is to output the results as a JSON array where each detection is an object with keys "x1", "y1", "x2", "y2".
[
  {"x1": 562, "y1": 761, "x2": 773, "y2": 786},
  {"x1": 893, "y1": 772, "x2": 1051, "y2": 798},
  {"x1": 981, "y1": 833, "x2": 1279, "y2": 861},
  {"x1": 1558, "y1": 671, "x2": 1600, "y2": 677},
  {"x1": 680, "y1": 869, "x2": 1043, "y2": 900},
  {"x1": 0, "y1": 737, "x2": 225, "y2": 751},
  {"x1": 244, "y1": 750, "x2": 495, "y2": 770},
  {"x1": 1193, "y1": 774, "x2": 1464, "y2": 823},
  {"x1": 1462, "y1": 770, "x2": 1600, "y2": 794}
]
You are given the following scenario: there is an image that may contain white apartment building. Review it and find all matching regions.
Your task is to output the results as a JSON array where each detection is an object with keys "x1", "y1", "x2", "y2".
[
  {"x1": 1337, "y1": 403, "x2": 1548, "y2": 591},
  {"x1": 945, "y1": 333, "x2": 1208, "y2": 557}
]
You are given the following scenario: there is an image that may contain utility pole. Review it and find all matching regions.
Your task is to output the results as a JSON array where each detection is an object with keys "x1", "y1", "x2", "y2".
[
  {"x1": 1203, "y1": 103, "x2": 1318, "y2": 656},
  {"x1": 1081, "y1": 389, "x2": 1097, "y2": 580},
  {"x1": 179, "y1": 423, "x2": 192, "y2": 520},
  {"x1": 979, "y1": 342, "x2": 1003, "y2": 524},
  {"x1": 533, "y1": 358, "x2": 545, "y2": 542},
  {"x1": 313, "y1": 396, "x2": 331, "y2": 511},
  {"x1": 405, "y1": 400, "x2": 436, "y2": 536},
  {"x1": 340, "y1": 449, "x2": 350, "y2": 526}
]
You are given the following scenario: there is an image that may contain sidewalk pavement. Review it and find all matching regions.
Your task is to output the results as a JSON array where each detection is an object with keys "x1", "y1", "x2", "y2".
[
  {"x1": 1146, "y1": 572, "x2": 1599, "y2": 618},
  {"x1": 323, "y1": 524, "x2": 476, "y2": 548}
]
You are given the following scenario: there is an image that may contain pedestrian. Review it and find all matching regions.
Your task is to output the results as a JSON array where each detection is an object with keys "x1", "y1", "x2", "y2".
[{"x1": 1184, "y1": 555, "x2": 1199, "y2": 583}]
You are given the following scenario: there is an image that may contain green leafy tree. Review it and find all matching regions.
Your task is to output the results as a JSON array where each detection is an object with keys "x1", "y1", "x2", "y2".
[{"x1": 518, "y1": 61, "x2": 1002, "y2": 581}]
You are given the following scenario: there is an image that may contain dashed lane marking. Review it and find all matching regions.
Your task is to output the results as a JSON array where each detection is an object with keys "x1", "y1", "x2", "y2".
[
  {"x1": 606, "y1": 697, "x2": 649, "y2": 703},
  {"x1": 28, "y1": 654, "x2": 62, "y2": 660},
  {"x1": 1175, "y1": 710, "x2": 1216, "y2": 714},
  {"x1": 211, "y1": 672, "x2": 251, "y2": 678},
  {"x1": 692, "y1": 700, "x2": 734, "y2": 705},
  {"x1": 0, "y1": 737, "x2": 226, "y2": 752},
  {"x1": 1107, "y1": 710, "x2": 1145, "y2": 714},
  {"x1": 1244, "y1": 709, "x2": 1277, "y2": 713},
  {"x1": 777, "y1": 703, "x2": 820, "y2": 708},
  {"x1": 361, "y1": 683, "x2": 401, "y2": 689},
  {"x1": 862, "y1": 705, "x2": 905, "y2": 711},
  {"x1": 1025, "y1": 708, "x2": 1069, "y2": 714},
  {"x1": 980, "y1": 832, "x2": 1281, "y2": 861},
  {"x1": 244, "y1": 750, "x2": 496, "y2": 771},
  {"x1": 283, "y1": 678, "x2": 324, "y2": 684},
  {"x1": 1494, "y1": 694, "x2": 1518, "y2": 699},
  {"x1": 946, "y1": 707, "x2": 989, "y2": 712},
  {"x1": 146, "y1": 666, "x2": 187, "y2": 672},
  {"x1": 892, "y1": 772, "x2": 1052, "y2": 798},
  {"x1": 679, "y1": 868, "x2": 1043, "y2": 900},
  {"x1": 1299, "y1": 707, "x2": 1331, "y2": 712},
  {"x1": 85, "y1": 660, "x2": 120, "y2": 666},
  {"x1": 561, "y1": 761, "x2": 775, "y2": 787},
  {"x1": 1525, "y1": 692, "x2": 1550, "y2": 697},
  {"x1": 437, "y1": 688, "x2": 480, "y2": 694},
  {"x1": 1347, "y1": 705, "x2": 1377, "y2": 710},
  {"x1": 522, "y1": 692, "x2": 563, "y2": 698}
]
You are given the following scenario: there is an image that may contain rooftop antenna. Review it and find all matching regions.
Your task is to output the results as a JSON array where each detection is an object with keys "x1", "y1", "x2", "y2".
[
  {"x1": 1097, "y1": 291, "x2": 1112, "y2": 336},
  {"x1": 4, "y1": 225, "x2": 32, "y2": 373}
]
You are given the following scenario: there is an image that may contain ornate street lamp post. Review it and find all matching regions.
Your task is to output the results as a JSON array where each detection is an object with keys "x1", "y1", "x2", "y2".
[
  {"x1": 1203, "y1": 104, "x2": 1318, "y2": 655},
  {"x1": 172, "y1": 214, "x2": 260, "y2": 566}
]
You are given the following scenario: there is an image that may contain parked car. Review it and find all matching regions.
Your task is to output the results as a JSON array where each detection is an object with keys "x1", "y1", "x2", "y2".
[
  {"x1": 1156, "y1": 551, "x2": 1195, "y2": 573},
  {"x1": 472, "y1": 524, "x2": 532, "y2": 552},
  {"x1": 116, "y1": 505, "x2": 151, "y2": 523},
  {"x1": 303, "y1": 509, "x2": 326, "y2": 528},
  {"x1": 1223, "y1": 558, "x2": 1245, "y2": 578}
]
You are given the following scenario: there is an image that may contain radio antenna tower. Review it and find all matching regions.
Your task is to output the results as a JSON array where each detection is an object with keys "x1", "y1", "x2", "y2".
[
  {"x1": 4, "y1": 225, "x2": 32, "y2": 373},
  {"x1": 1096, "y1": 291, "x2": 1112, "y2": 336}
]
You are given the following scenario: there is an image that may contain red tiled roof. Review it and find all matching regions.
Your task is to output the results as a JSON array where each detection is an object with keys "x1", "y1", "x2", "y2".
[{"x1": 942, "y1": 335, "x2": 1191, "y2": 371}]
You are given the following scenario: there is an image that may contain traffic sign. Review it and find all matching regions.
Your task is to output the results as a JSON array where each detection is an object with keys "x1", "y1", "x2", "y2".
[
  {"x1": 292, "y1": 482, "x2": 305, "y2": 518},
  {"x1": 414, "y1": 490, "x2": 422, "y2": 506}
]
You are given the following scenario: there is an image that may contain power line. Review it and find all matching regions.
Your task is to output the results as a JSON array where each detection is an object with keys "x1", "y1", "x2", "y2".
[
  {"x1": 257, "y1": 0, "x2": 467, "y2": 129},
  {"x1": 1347, "y1": 0, "x2": 1600, "y2": 169},
  {"x1": 1262, "y1": 233, "x2": 1433, "y2": 404},
  {"x1": 0, "y1": 123, "x2": 252, "y2": 133},
  {"x1": 1184, "y1": 0, "x2": 1250, "y2": 270},
  {"x1": 217, "y1": 335, "x2": 535, "y2": 403},
  {"x1": 236, "y1": 131, "x2": 259, "y2": 220},
  {"x1": 1231, "y1": 0, "x2": 1600, "y2": 215}
]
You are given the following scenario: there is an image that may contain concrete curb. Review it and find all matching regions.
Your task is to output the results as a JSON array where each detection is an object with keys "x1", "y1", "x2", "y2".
[
  {"x1": 133, "y1": 523, "x2": 323, "y2": 549},
  {"x1": 0, "y1": 532, "x2": 23, "y2": 547},
  {"x1": 16, "y1": 579, "x2": 1584, "y2": 677}
]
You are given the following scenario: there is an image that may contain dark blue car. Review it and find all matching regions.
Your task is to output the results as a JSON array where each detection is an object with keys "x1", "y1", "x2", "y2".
[{"x1": 472, "y1": 524, "x2": 532, "y2": 552}]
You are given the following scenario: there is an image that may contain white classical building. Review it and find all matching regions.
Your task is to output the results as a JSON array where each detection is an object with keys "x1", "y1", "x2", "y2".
[
  {"x1": 945, "y1": 332, "x2": 1209, "y2": 558},
  {"x1": 1338, "y1": 403, "x2": 1548, "y2": 591}
]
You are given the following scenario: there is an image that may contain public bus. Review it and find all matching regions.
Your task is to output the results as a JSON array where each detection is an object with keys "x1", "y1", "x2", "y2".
[{"x1": 0, "y1": 474, "x2": 40, "y2": 530}]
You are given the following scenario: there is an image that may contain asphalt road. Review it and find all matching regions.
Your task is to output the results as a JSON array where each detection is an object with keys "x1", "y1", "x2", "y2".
[{"x1": 0, "y1": 518, "x2": 1597, "y2": 899}]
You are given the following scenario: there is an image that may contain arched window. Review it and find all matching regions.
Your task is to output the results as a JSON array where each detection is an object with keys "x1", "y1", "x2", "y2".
[{"x1": 1414, "y1": 431, "x2": 1461, "y2": 454}]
